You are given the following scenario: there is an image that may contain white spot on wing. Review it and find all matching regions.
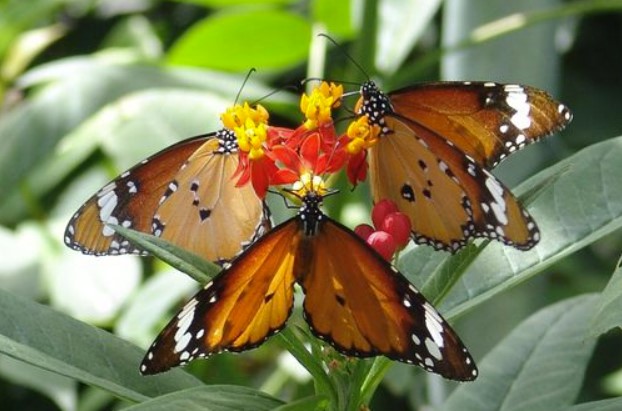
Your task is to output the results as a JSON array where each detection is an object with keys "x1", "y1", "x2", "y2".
[
  {"x1": 424, "y1": 302, "x2": 445, "y2": 348},
  {"x1": 485, "y1": 175, "x2": 508, "y2": 225},
  {"x1": 425, "y1": 337, "x2": 443, "y2": 361}
]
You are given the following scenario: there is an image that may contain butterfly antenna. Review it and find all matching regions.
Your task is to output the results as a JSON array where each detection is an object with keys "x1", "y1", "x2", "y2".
[
  {"x1": 269, "y1": 188, "x2": 299, "y2": 210},
  {"x1": 251, "y1": 83, "x2": 300, "y2": 106},
  {"x1": 234, "y1": 68, "x2": 257, "y2": 105},
  {"x1": 318, "y1": 33, "x2": 370, "y2": 81}
]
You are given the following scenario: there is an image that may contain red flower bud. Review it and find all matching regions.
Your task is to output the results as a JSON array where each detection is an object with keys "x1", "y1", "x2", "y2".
[
  {"x1": 380, "y1": 212, "x2": 411, "y2": 248},
  {"x1": 367, "y1": 231, "x2": 396, "y2": 261},
  {"x1": 354, "y1": 224, "x2": 375, "y2": 241},
  {"x1": 371, "y1": 199, "x2": 399, "y2": 229}
]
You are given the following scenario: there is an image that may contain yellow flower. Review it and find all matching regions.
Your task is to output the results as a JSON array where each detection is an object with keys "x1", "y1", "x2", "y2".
[
  {"x1": 346, "y1": 116, "x2": 381, "y2": 154},
  {"x1": 221, "y1": 103, "x2": 269, "y2": 160},
  {"x1": 300, "y1": 82, "x2": 343, "y2": 130},
  {"x1": 291, "y1": 172, "x2": 328, "y2": 197},
  {"x1": 221, "y1": 102, "x2": 269, "y2": 130}
]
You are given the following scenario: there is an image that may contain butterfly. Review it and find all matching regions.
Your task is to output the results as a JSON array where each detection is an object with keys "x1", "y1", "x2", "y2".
[
  {"x1": 355, "y1": 81, "x2": 572, "y2": 252},
  {"x1": 139, "y1": 175, "x2": 478, "y2": 381},
  {"x1": 64, "y1": 128, "x2": 270, "y2": 264}
]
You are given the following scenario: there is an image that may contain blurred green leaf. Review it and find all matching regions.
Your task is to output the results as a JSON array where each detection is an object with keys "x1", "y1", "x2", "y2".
[
  {"x1": 175, "y1": 0, "x2": 295, "y2": 6},
  {"x1": 442, "y1": 0, "x2": 563, "y2": 86},
  {"x1": 445, "y1": 295, "x2": 598, "y2": 411},
  {"x1": 0, "y1": 58, "x2": 280, "y2": 200},
  {"x1": 375, "y1": 0, "x2": 441, "y2": 75},
  {"x1": 272, "y1": 395, "x2": 328, "y2": 411},
  {"x1": 312, "y1": 0, "x2": 355, "y2": 39},
  {"x1": 115, "y1": 270, "x2": 198, "y2": 348},
  {"x1": 123, "y1": 385, "x2": 283, "y2": 410},
  {"x1": 0, "y1": 0, "x2": 66, "y2": 60},
  {"x1": 167, "y1": 10, "x2": 311, "y2": 71},
  {"x1": 565, "y1": 398, "x2": 622, "y2": 411},
  {"x1": 590, "y1": 255, "x2": 622, "y2": 337},
  {"x1": 44, "y1": 250, "x2": 142, "y2": 326},
  {"x1": 438, "y1": 135, "x2": 622, "y2": 318},
  {"x1": 0, "y1": 288, "x2": 202, "y2": 402},
  {"x1": 0, "y1": 355, "x2": 77, "y2": 411}
]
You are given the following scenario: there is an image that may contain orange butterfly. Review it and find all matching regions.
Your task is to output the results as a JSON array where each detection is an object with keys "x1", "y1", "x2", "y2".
[
  {"x1": 355, "y1": 81, "x2": 572, "y2": 252},
  {"x1": 139, "y1": 174, "x2": 478, "y2": 381},
  {"x1": 64, "y1": 128, "x2": 270, "y2": 264}
]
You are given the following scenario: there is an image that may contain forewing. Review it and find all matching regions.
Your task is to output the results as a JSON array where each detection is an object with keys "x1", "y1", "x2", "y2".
[
  {"x1": 297, "y1": 219, "x2": 477, "y2": 381},
  {"x1": 389, "y1": 81, "x2": 572, "y2": 168},
  {"x1": 140, "y1": 219, "x2": 300, "y2": 375},
  {"x1": 64, "y1": 134, "x2": 212, "y2": 256},
  {"x1": 153, "y1": 134, "x2": 270, "y2": 264}
]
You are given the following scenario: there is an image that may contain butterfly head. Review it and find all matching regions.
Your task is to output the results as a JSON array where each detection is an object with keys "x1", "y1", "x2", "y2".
[
  {"x1": 284, "y1": 172, "x2": 338, "y2": 236},
  {"x1": 215, "y1": 129, "x2": 239, "y2": 154},
  {"x1": 357, "y1": 81, "x2": 393, "y2": 134}
]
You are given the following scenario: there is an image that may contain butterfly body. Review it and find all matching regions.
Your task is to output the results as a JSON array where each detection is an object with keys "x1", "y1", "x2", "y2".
[
  {"x1": 64, "y1": 129, "x2": 269, "y2": 264},
  {"x1": 140, "y1": 183, "x2": 478, "y2": 381},
  {"x1": 358, "y1": 80, "x2": 571, "y2": 252}
]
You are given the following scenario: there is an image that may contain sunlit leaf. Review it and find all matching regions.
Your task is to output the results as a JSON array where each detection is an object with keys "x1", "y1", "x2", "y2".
[
  {"x1": 167, "y1": 10, "x2": 311, "y2": 71},
  {"x1": 445, "y1": 295, "x2": 598, "y2": 411},
  {"x1": 0, "y1": 289, "x2": 202, "y2": 402}
]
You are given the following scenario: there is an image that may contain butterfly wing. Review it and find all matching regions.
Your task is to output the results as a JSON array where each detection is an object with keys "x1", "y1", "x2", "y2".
[
  {"x1": 64, "y1": 134, "x2": 213, "y2": 256},
  {"x1": 153, "y1": 133, "x2": 270, "y2": 263},
  {"x1": 388, "y1": 81, "x2": 572, "y2": 168},
  {"x1": 140, "y1": 218, "x2": 300, "y2": 375},
  {"x1": 369, "y1": 116, "x2": 539, "y2": 251},
  {"x1": 65, "y1": 130, "x2": 270, "y2": 263},
  {"x1": 297, "y1": 218, "x2": 477, "y2": 381}
]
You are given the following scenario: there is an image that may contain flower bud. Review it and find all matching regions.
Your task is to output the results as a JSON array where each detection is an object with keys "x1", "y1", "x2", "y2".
[
  {"x1": 367, "y1": 231, "x2": 396, "y2": 261},
  {"x1": 354, "y1": 224, "x2": 375, "y2": 241},
  {"x1": 371, "y1": 199, "x2": 399, "y2": 229},
  {"x1": 381, "y1": 212, "x2": 411, "y2": 248}
]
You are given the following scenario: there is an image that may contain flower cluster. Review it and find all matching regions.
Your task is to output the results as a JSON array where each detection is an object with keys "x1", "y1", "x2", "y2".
[
  {"x1": 222, "y1": 81, "x2": 406, "y2": 259},
  {"x1": 221, "y1": 81, "x2": 382, "y2": 200},
  {"x1": 354, "y1": 200, "x2": 412, "y2": 260}
]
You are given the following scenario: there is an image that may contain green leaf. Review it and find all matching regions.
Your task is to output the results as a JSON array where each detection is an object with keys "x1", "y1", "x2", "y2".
[
  {"x1": 122, "y1": 385, "x2": 283, "y2": 411},
  {"x1": 44, "y1": 251, "x2": 142, "y2": 325},
  {"x1": 174, "y1": 0, "x2": 295, "y2": 7},
  {"x1": 375, "y1": 0, "x2": 441, "y2": 75},
  {"x1": 110, "y1": 224, "x2": 221, "y2": 284},
  {"x1": 272, "y1": 395, "x2": 328, "y2": 411},
  {"x1": 440, "y1": 136, "x2": 622, "y2": 318},
  {"x1": 565, "y1": 398, "x2": 622, "y2": 411},
  {"x1": 0, "y1": 288, "x2": 202, "y2": 402},
  {"x1": 442, "y1": 0, "x2": 563, "y2": 85},
  {"x1": 445, "y1": 295, "x2": 599, "y2": 411},
  {"x1": 312, "y1": 0, "x2": 355, "y2": 39},
  {"x1": 167, "y1": 10, "x2": 311, "y2": 71},
  {"x1": 0, "y1": 355, "x2": 76, "y2": 411},
  {"x1": 590, "y1": 255, "x2": 622, "y2": 337},
  {"x1": 0, "y1": 58, "x2": 280, "y2": 200},
  {"x1": 115, "y1": 270, "x2": 198, "y2": 348}
]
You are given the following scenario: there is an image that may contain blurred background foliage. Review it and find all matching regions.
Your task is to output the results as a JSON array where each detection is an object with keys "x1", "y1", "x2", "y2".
[{"x1": 0, "y1": 0, "x2": 621, "y2": 410}]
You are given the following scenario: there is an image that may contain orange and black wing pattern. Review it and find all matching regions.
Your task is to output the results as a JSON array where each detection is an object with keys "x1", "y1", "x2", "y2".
[
  {"x1": 388, "y1": 81, "x2": 572, "y2": 168},
  {"x1": 64, "y1": 134, "x2": 213, "y2": 256},
  {"x1": 140, "y1": 218, "x2": 300, "y2": 375},
  {"x1": 358, "y1": 81, "x2": 563, "y2": 251},
  {"x1": 64, "y1": 129, "x2": 269, "y2": 263},
  {"x1": 369, "y1": 116, "x2": 539, "y2": 251},
  {"x1": 297, "y1": 217, "x2": 477, "y2": 381},
  {"x1": 141, "y1": 189, "x2": 477, "y2": 381}
]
